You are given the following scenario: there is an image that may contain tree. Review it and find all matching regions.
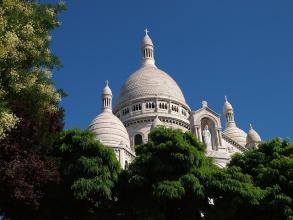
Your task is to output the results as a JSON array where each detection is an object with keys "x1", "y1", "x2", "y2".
[
  {"x1": 0, "y1": 0, "x2": 65, "y2": 139},
  {"x1": 0, "y1": 0, "x2": 65, "y2": 219},
  {"x1": 229, "y1": 139, "x2": 293, "y2": 220},
  {"x1": 116, "y1": 127, "x2": 263, "y2": 220},
  {"x1": 40, "y1": 129, "x2": 120, "y2": 220}
]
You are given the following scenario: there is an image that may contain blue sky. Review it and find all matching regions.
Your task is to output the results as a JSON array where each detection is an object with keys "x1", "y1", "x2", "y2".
[{"x1": 47, "y1": 0, "x2": 293, "y2": 140}]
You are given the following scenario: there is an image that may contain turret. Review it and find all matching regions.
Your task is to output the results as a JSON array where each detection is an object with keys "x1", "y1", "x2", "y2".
[
  {"x1": 141, "y1": 28, "x2": 155, "y2": 67},
  {"x1": 223, "y1": 96, "x2": 235, "y2": 127},
  {"x1": 246, "y1": 123, "x2": 261, "y2": 149},
  {"x1": 102, "y1": 80, "x2": 112, "y2": 112}
]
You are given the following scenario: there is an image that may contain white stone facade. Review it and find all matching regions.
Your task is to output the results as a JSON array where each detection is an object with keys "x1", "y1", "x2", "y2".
[{"x1": 90, "y1": 30, "x2": 262, "y2": 167}]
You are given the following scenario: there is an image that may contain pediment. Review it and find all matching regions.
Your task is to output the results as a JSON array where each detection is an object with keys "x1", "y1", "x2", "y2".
[{"x1": 193, "y1": 106, "x2": 220, "y2": 118}]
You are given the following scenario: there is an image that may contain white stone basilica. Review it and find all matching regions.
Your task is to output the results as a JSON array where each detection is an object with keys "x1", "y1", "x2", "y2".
[{"x1": 89, "y1": 30, "x2": 261, "y2": 168}]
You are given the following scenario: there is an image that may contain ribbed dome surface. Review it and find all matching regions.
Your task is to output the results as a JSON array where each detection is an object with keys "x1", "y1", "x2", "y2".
[
  {"x1": 247, "y1": 128, "x2": 261, "y2": 143},
  {"x1": 88, "y1": 111, "x2": 130, "y2": 148},
  {"x1": 223, "y1": 126, "x2": 247, "y2": 147},
  {"x1": 116, "y1": 66, "x2": 188, "y2": 107}
]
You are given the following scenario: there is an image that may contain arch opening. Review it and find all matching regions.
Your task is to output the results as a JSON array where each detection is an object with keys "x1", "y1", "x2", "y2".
[
  {"x1": 201, "y1": 117, "x2": 218, "y2": 151},
  {"x1": 134, "y1": 134, "x2": 143, "y2": 146}
]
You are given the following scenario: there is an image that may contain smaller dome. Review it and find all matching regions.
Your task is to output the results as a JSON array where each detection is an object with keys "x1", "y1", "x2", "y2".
[
  {"x1": 223, "y1": 96, "x2": 233, "y2": 114},
  {"x1": 103, "y1": 80, "x2": 112, "y2": 96},
  {"x1": 142, "y1": 29, "x2": 153, "y2": 46},
  {"x1": 246, "y1": 124, "x2": 261, "y2": 144},
  {"x1": 89, "y1": 111, "x2": 131, "y2": 148},
  {"x1": 151, "y1": 115, "x2": 163, "y2": 129},
  {"x1": 223, "y1": 126, "x2": 247, "y2": 147}
]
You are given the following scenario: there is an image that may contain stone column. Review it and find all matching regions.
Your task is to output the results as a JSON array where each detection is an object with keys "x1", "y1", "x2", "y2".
[
  {"x1": 198, "y1": 127, "x2": 203, "y2": 142},
  {"x1": 142, "y1": 101, "x2": 145, "y2": 113},
  {"x1": 168, "y1": 100, "x2": 172, "y2": 114},
  {"x1": 217, "y1": 129, "x2": 222, "y2": 146}
]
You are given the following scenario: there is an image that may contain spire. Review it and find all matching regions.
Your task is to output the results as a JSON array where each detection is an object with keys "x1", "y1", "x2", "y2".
[
  {"x1": 249, "y1": 123, "x2": 253, "y2": 130},
  {"x1": 141, "y1": 28, "x2": 155, "y2": 67},
  {"x1": 223, "y1": 96, "x2": 235, "y2": 127},
  {"x1": 102, "y1": 80, "x2": 112, "y2": 112}
]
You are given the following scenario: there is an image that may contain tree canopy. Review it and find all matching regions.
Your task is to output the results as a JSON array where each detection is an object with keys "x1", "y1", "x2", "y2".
[
  {"x1": 116, "y1": 127, "x2": 263, "y2": 220},
  {"x1": 229, "y1": 139, "x2": 293, "y2": 220},
  {"x1": 0, "y1": 0, "x2": 65, "y2": 219},
  {"x1": 41, "y1": 129, "x2": 120, "y2": 220},
  {"x1": 0, "y1": 0, "x2": 65, "y2": 139},
  {"x1": 0, "y1": 1, "x2": 292, "y2": 220}
]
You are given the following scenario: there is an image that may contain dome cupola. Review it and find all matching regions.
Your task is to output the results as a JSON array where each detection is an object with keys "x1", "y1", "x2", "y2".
[
  {"x1": 223, "y1": 96, "x2": 233, "y2": 114},
  {"x1": 246, "y1": 123, "x2": 261, "y2": 148},
  {"x1": 114, "y1": 30, "x2": 191, "y2": 149},
  {"x1": 223, "y1": 96, "x2": 236, "y2": 127},
  {"x1": 115, "y1": 30, "x2": 189, "y2": 110},
  {"x1": 222, "y1": 96, "x2": 247, "y2": 146},
  {"x1": 89, "y1": 81, "x2": 131, "y2": 148},
  {"x1": 141, "y1": 28, "x2": 155, "y2": 67},
  {"x1": 103, "y1": 80, "x2": 112, "y2": 96},
  {"x1": 102, "y1": 80, "x2": 112, "y2": 112}
]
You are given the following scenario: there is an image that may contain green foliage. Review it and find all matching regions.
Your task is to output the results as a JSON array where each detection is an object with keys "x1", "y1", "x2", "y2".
[
  {"x1": 0, "y1": 1, "x2": 65, "y2": 219},
  {"x1": 229, "y1": 139, "x2": 293, "y2": 219},
  {"x1": 117, "y1": 127, "x2": 263, "y2": 220},
  {"x1": 0, "y1": 0, "x2": 65, "y2": 138},
  {"x1": 42, "y1": 129, "x2": 120, "y2": 220}
]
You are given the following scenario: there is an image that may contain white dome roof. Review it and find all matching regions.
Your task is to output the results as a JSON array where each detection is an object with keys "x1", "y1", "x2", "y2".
[
  {"x1": 246, "y1": 125, "x2": 261, "y2": 144},
  {"x1": 142, "y1": 34, "x2": 153, "y2": 46},
  {"x1": 115, "y1": 66, "x2": 188, "y2": 108},
  {"x1": 223, "y1": 126, "x2": 247, "y2": 147},
  {"x1": 103, "y1": 83, "x2": 112, "y2": 96},
  {"x1": 223, "y1": 96, "x2": 233, "y2": 114},
  {"x1": 89, "y1": 111, "x2": 130, "y2": 148}
]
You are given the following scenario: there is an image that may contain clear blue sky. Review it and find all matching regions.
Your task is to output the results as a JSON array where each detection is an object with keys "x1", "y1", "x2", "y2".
[{"x1": 47, "y1": 0, "x2": 293, "y2": 141}]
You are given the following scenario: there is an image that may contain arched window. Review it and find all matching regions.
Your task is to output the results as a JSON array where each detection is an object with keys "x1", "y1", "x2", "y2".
[
  {"x1": 125, "y1": 161, "x2": 129, "y2": 169},
  {"x1": 134, "y1": 134, "x2": 143, "y2": 146}
]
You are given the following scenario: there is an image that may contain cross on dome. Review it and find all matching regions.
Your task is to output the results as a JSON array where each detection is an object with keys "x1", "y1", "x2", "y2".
[
  {"x1": 144, "y1": 28, "x2": 149, "y2": 36},
  {"x1": 105, "y1": 80, "x2": 109, "y2": 87}
]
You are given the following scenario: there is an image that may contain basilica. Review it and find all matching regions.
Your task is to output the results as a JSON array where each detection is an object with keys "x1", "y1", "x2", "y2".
[{"x1": 88, "y1": 30, "x2": 262, "y2": 168}]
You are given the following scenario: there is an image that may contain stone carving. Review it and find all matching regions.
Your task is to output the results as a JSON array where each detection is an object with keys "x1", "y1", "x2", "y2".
[{"x1": 202, "y1": 125, "x2": 212, "y2": 150}]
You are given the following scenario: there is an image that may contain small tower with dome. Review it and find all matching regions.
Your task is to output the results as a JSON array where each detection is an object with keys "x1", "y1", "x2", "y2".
[
  {"x1": 246, "y1": 124, "x2": 261, "y2": 148},
  {"x1": 222, "y1": 96, "x2": 247, "y2": 147},
  {"x1": 88, "y1": 81, "x2": 135, "y2": 168},
  {"x1": 142, "y1": 28, "x2": 155, "y2": 67}
]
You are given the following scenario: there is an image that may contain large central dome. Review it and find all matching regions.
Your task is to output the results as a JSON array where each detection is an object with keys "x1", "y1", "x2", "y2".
[
  {"x1": 115, "y1": 65, "x2": 187, "y2": 107},
  {"x1": 113, "y1": 30, "x2": 191, "y2": 147}
]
